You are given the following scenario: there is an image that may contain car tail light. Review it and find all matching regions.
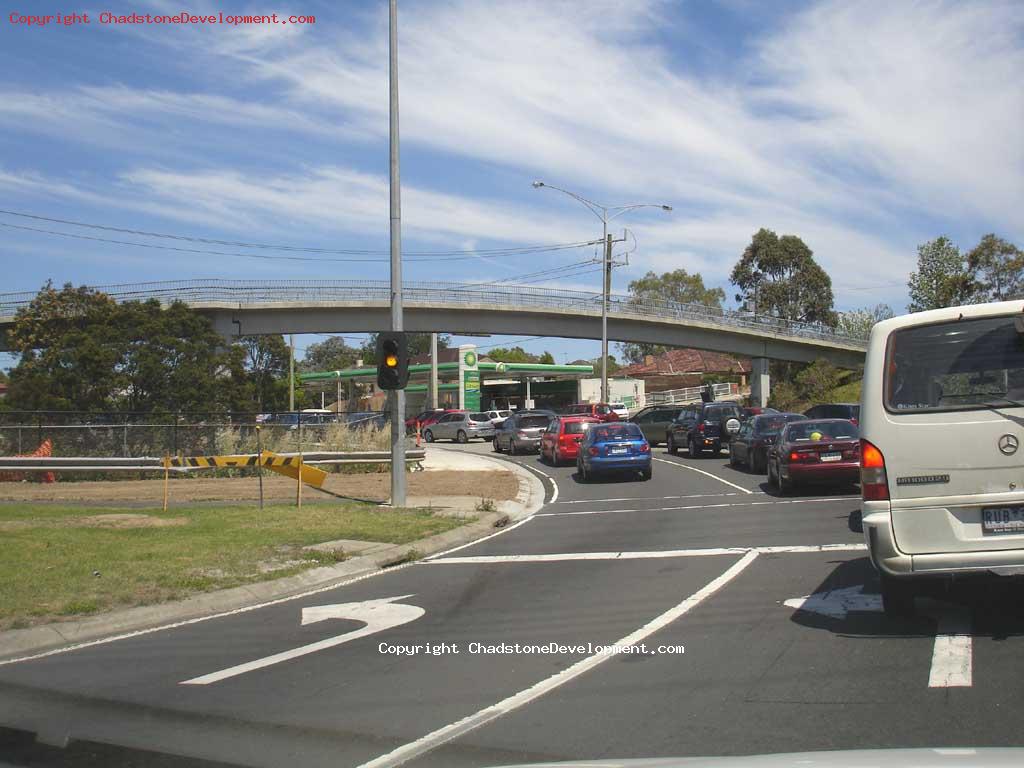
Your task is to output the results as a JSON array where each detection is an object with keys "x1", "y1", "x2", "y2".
[
  {"x1": 788, "y1": 450, "x2": 816, "y2": 463},
  {"x1": 588, "y1": 446, "x2": 600, "y2": 456},
  {"x1": 860, "y1": 439, "x2": 889, "y2": 501},
  {"x1": 638, "y1": 443, "x2": 650, "y2": 453}
]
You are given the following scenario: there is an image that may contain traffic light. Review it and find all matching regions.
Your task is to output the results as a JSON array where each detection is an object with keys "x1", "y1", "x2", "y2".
[{"x1": 376, "y1": 332, "x2": 409, "y2": 390}]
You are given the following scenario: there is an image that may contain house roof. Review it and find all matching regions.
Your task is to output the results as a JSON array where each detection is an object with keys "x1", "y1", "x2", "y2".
[{"x1": 619, "y1": 348, "x2": 750, "y2": 377}]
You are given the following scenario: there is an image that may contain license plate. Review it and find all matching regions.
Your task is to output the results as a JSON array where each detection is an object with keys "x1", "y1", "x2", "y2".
[
  {"x1": 982, "y1": 506, "x2": 1024, "y2": 535},
  {"x1": 820, "y1": 452, "x2": 842, "y2": 462},
  {"x1": 609, "y1": 447, "x2": 628, "y2": 455}
]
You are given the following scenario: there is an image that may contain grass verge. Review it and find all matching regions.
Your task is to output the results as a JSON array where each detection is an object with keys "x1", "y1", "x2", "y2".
[{"x1": 0, "y1": 501, "x2": 466, "y2": 630}]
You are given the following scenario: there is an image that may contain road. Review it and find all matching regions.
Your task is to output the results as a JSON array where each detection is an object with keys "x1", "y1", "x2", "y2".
[{"x1": 1, "y1": 440, "x2": 1023, "y2": 767}]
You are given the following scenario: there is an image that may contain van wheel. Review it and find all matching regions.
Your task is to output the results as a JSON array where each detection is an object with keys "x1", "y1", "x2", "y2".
[
  {"x1": 456, "y1": 430, "x2": 468, "y2": 444},
  {"x1": 880, "y1": 574, "x2": 915, "y2": 618},
  {"x1": 423, "y1": 429, "x2": 434, "y2": 443}
]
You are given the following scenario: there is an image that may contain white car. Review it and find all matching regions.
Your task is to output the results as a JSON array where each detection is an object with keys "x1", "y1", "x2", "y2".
[
  {"x1": 609, "y1": 402, "x2": 629, "y2": 419},
  {"x1": 860, "y1": 300, "x2": 1024, "y2": 616},
  {"x1": 485, "y1": 409, "x2": 512, "y2": 427}
]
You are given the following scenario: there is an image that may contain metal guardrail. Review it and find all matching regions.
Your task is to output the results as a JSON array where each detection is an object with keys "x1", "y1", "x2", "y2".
[
  {"x1": 647, "y1": 382, "x2": 737, "y2": 405},
  {"x1": 0, "y1": 449, "x2": 426, "y2": 473},
  {"x1": 0, "y1": 279, "x2": 869, "y2": 347}
]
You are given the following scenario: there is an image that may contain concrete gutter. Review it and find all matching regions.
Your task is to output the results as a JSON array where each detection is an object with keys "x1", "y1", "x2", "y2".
[{"x1": 0, "y1": 448, "x2": 544, "y2": 661}]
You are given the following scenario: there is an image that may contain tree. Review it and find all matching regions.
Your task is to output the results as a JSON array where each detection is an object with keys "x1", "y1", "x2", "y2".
[
  {"x1": 238, "y1": 335, "x2": 290, "y2": 412},
  {"x1": 907, "y1": 236, "x2": 976, "y2": 312},
  {"x1": 538, "y1": 351, "x2": 556, "y2": 365},
  {"x1": 967, "y1": 234, "x2": 1024, "y2": 302},
  {"x1": 591, "y1": 354, "x2": 620, "y2": 374},
  {"x1": 485, "y1": 346, "x2": 555, "y2": 364},
  {"x1": 360, "y1": 333, "x2": 449, "y2": 364},
  {"x1": 619, "y1": 269, "x2": 725, "y2": 364},
  {"x1": 836, "y1": 304, "x2": 895, "y2": 339},
  {"x1": 300, "y1": 336, "x2": 361, "y2": 373},
  {"x1": 730, "y1": 228, "x2": 838, "y2": 327}
]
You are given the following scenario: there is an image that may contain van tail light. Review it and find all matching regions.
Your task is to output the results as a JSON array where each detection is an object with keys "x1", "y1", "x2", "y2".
[
  {"x1": 588, "y1": 446, "x2": 600, "y2": 456},
  {"x1": 638, "y1": 443, "x2": 650, "y2": 453},
  {"x1": 860, "y1": 439, "x2": 889, "y2": 501},
  {"x1": 697, "y1": 423, "x2": 705, "y2": 433}
]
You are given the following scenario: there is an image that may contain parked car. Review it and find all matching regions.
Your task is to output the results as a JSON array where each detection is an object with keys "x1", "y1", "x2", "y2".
[
  {"x1": 562, "y1": 403, "x2": 620, "y2": 422},
  {"x1": 340, "y1": 412, "x2": 388, "y2": 430},
  {"x1": 608, "y1": 402, "x2": 629, "y2": 419},
  {"x1": 666, "y1": 401, "x2": 744, "y2": 457},
  {"x1": 577, "y1": 422, "x2": 652, "y2": 481},
  {"x1": 418, "y1": 409, "x2": 463, "y2": 430},
  {"x1": 729, "y1": 413, "x2": 806, "y2": 473},
  {"x1": 406, "y1": 410, "x2": 443, "y2": 433},
  {"x1": 422, "y1": 412, "x2": 496, "y2": 443},
  {"x1": 492, "y1": 410, "x2": 557, "y2": 454},
  {"x1": 484, "y1": 409, "x2": 512, "y2": 427},
  {"x1": 859, "y1": 301, "x2": 1024, "y2": 616},
  {"x1": 767, "y1": 418, "x2": 860, "y2": 494},
  {"x1": 540, "y1": 416, "x2": 599, "y2": 465},
  {"x1": 803, "y1": 402, "x2": 860, "y2": 426},
  {"x1": 629, "y1": 405, "x2": 686, "y2": 447}
]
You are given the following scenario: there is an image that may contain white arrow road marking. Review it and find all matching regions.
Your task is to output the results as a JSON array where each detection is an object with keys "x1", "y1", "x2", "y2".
[
  {"x1": 784, "y1": 586, "x2": 973, "y2": 688},
  {"x1": 180, "y1": 595, "x2": 424, "y2": 686}
]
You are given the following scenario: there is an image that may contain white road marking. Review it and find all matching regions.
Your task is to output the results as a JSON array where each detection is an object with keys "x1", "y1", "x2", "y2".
[
  {"x1": 522, "y1": 461, "x2": 558, "y2": 504},
  {"x1": 356, "y1": 551, "x2": 760, "y2": 768},
  {"x1": 428, "y1": 543, "x2": 866, "y2": 565},
  {"x1": 537, "y1": 496, "x2": 853, "y2": 517},
  {"x1": 928, "y1": 605, "x2": 972, "y2": 688},
  {"x1": 180, "y1": 595, "x2": 425, "y2": 685},
  {"x1": 555, "y1": 492, "x2": 755, "y2": 504},
  {"x1": 653, "y1": 457, "x2": 753, "y2": 494}
]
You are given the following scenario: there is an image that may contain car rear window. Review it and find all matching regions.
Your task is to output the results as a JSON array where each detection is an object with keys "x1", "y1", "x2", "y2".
[
  {"x1": 705, "y1": 405, "x2": 740, "y2": 418},
  {"x1": 519, "y1": 415, "x2": 552, "y2": 429},
  {"x1": 591, "y1": 423, "x2": 643, "y2": 441},
  {"x1": 755, "y1": 417, "x2": 788, "y2": 435},
  {"x1": 469, "y1": 413, "x2": 489, "y2": 421},
  {"x1": 886, "y1": 314, "x2": 1024, "y2": 413},
  {"x1": 563, "y1": 421, "x2": 592, "y2": 435},
  {"x1": 785, "y1": 420, "x2": 858, "y2": 441}
]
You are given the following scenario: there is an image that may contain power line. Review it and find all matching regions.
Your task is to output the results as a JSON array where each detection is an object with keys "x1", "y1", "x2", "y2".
[{"x1": 0, "y1": 209, "x2": 599, "y2": 257}]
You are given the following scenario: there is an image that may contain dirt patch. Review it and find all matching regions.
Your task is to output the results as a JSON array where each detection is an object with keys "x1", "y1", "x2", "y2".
[
  {"x1": 77, "y1": 513, "x2": 188, "y2": 528},
  {"x1": 0, "y1": 470, "x2": 519, "y2": 506}
]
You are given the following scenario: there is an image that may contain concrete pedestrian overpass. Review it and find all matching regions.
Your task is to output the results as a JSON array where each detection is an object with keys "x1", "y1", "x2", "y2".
[{"x1": 0, "y1": 279, "x2": 868, "y2": 405}]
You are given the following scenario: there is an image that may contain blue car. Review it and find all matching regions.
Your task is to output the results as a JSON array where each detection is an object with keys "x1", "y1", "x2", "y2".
[{"x1": 577, "y1": 422, "x2": 652, "y2": 481}]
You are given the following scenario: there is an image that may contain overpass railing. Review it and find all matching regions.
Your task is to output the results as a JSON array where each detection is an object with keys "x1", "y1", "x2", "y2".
[
  {"x1": 0, "y1": 279, "x2": 869, "y2": 347},
  {"x1": 647, "y1": 382, "x2": 738, "y2": 406}
]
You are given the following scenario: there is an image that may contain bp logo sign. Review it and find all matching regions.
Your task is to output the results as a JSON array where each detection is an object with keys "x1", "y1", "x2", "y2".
[{"x1": 464, "y1": 351, "x2": 477, "y2": 367}]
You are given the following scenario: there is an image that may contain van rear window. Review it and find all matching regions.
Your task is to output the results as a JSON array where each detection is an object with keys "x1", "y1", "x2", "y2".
[{"x1": 886, "y1": 315, "x2": 1024, "y2": 412}]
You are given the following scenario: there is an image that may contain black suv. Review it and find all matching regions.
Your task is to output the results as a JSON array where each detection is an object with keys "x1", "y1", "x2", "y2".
[{"x1": 666, "y1": 401, "x2": 744, "y2": 457}]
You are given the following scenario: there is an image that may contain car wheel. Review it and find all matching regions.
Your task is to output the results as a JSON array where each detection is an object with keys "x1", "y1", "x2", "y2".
[
  {"x1": 728, "y1": 449, "x2": 738, "y2": 467},
  {"x1": 510, "y1": 439, "x2": 518, "y2": 455},
  {"x1": 577, "y1": 459, "x2": 587, "y2": 481},
  {"x1": 880, "y1": 574, "x2": 915, "y2": 618},
  {"x1": 768, "y1": 460, "x2": 777, "y2": 488},
  {"x1": 456, "y1": 430, "x2": 468, "y2": 444},
  {"x1": 553, "y1": 447, "x2": 561, "y2": 466},
  {"x1": 751, "y1": 451, "x2": 764, "y2": 474},
  {"x1": 423, "y1": 429, "x2": 434, "y2": 443},
  {"x1": 667, "y1": 435, "x2": 677, "y2": 455},
  {"x1": 778, "y1": 470, "x2": 793, "y2": 495},
  {"x1": 688, "y1": 437, "x2": 701, "y2": 458},
  {"x1": 492, "y1": 437, "x2": 501, "y2": 452},
  {"x1": 641, "y1": 467, "x2": 652, "y2": 481}
]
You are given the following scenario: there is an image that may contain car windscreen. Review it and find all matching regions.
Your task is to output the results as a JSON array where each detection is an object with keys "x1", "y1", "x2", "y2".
[
  {"x1": 886, "y1": 315, "x2": 1024, "y2": 413},
  {"x1": 784, "y1": 420, "x2": 858, "y2": 441},
  {"x1": 518, "y1": 415, "x2": 552, "y2": 429},
  {"x1": 563, "y1": 421, "x2": 592, "y2": 435},
  {"x1": 590, "y1": 423, "x2": 643, "y2": 441}
]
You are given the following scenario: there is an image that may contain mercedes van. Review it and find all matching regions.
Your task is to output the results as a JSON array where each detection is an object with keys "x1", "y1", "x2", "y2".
[{"x1": 860, "y1": 300, "x2": 1024, "y2": 615}]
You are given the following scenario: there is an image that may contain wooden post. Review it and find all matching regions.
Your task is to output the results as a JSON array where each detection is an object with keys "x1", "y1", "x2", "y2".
[
  {"x1": 255, "y1": 425, "x2": 264, "y2": 522},
  {"x1": 162, "y1": 457, "x2": 170, "y2": 512},
  {"x1": 296, "y1": 421, "x2": 303, "y2": 510}
]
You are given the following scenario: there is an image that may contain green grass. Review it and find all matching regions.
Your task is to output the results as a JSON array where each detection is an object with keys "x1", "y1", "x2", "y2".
[{"x1": 0, "y1": 501, "x2": 465, "y2": 629}]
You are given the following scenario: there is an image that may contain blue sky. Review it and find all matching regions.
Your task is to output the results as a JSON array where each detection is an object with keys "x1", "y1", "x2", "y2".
[{"x1": 1, "y1": 0, "x2": 1021, "y2": 369}]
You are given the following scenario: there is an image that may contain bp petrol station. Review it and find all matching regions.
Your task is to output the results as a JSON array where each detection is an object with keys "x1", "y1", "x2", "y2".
[{"x1": 299, "y1": 343, "x2": 611, "y2": 414}]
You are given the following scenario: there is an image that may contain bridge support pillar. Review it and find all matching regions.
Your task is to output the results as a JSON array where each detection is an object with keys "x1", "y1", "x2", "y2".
[{"x1": 751, "y1": 357, "x2": 770, "y2": 408}]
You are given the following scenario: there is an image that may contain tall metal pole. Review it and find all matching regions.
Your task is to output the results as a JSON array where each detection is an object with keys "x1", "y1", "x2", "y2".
[
  {"x1": 289, "y1": 334, "x2": 295, "y2": 411},
  {"x1": 388, "y1": 0, "x2": 406, "y2": 506},
  {"x1": 428, "y1": 332, "x2": 439, "y2": 409},
  {"x1": 601, "y1": 223, "x2": 610, "y2": 404}
]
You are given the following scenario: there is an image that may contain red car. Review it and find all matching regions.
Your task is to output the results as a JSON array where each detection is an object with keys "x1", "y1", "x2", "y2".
[
  {"x1": 540, "y1": 416, "x2": 600, "y2": 465},
  {"x1": 562, "y1": 403, "x2": 620, "y2": 422},
  {"x1": 767, "y1": 418, "x2": 860, "y2": 494},
  {"x1": 406, "y1": 410, "x2": 463, "y2": 433}
]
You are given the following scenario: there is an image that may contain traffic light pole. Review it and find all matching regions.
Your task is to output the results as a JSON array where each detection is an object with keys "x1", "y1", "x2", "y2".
[{"x1": 388, "y1": 0, "x2": 406, "y2": 507}]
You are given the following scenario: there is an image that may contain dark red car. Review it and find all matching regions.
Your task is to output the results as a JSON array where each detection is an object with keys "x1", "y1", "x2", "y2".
[
  {"x1": 406, "y1": 410, "x2": 463, "y2": 433},
  {"x1": 540, "y1": 416, "x2": 600, "y2": 465},
  {"x1": 562, "y1": 403, "x2": 620, "y2": 422},
  {"x1": 767, "y1": 418, "x2": 860, "y2": 493}
]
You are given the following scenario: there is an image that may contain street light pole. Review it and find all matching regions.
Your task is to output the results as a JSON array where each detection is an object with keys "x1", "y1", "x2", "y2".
[
  {"x1": 388, "y1": 0, "x2": 405, "y2": 507},
  {"x1": 532, "y1": 181, "x2": 672, "y2": 403}
]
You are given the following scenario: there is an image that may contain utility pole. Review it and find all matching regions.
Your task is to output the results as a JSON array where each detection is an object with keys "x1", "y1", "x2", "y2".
[
  {"x1": 601, "y1": 232, "x2": 612, "y2": 404},
  {"x1": 428, "y1": 332, "x2": 439, "y2": 409},
  {"x1": 388, "y1": 0, "x2": 406, "y2": 507},
  {"x1": 289, "y1": 333, "x2": 295, "y2": 411}
]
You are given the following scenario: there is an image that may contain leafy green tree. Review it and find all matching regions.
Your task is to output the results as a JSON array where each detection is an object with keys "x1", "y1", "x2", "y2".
[
  {"x1": 967, "y1": 234, "x2": 1024, "y2": 302},
  {"x1": 538, "y1": 351, "x2": 556, "y2": 365},
  {"x1": 619, "y1": 269, "x2": 725, "y2": 364},
  {"x1": 907, "y1": 236, "x2": 976, "y2": 312},
  {"x1": 836, "y1": 304, "x2": 895, "y2": 339},
  {"x1": 238, "y1": 335, "x2": 290, "y2": 412},
  {"x1": 485, "y1": 346, "x2": 555, "y2": 364},
  {"x1": 730, "y1": 228, "x2": 838, "y2": 327},
  {"x1": 300, "y1": 336, "x2": 361, "y2": 373}
]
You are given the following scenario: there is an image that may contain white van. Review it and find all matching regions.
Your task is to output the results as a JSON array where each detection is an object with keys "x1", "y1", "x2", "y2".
[{"x1": 861, "y1": 300, "x2": 1024, "y2": 615}]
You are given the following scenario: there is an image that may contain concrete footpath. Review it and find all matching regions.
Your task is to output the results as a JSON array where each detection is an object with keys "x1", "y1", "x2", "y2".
[{"x1": 0, "y1": 445, "x2": 545, "y2": 660}]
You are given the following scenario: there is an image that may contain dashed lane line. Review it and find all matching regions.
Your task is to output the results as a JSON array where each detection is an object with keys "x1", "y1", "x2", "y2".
[
  {"x1": 426, "y1": 543, "x2": 867, "y2": 565},
  {"x1": 537, "y1": 496, "x2": 854, "y2": 517},
  {"x1": 356, "y1": 551, "x2": 761, "y2": 768},
  {"x1": 653, "y1": 456, "x2": 753, "y2": 494},
  {"x1": 555, "y1": 491, "x2": 757, "y2": 504}
]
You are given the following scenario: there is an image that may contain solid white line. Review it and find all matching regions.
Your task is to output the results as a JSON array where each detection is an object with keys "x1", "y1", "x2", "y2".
[
  {"x1": 555, "y1": 492, "x2": 754, "y2": 505},
  {"x1": 357, "y1": 550, "x2": 760, "y2": 768},
  {"x1": 524, "y1": 461, "x2": 559, "y2": 504},
  {"x1": 422, "y1": 515, "x2": 535, "y2": 560},
  {"x1": 653, "y1": 457, "x2": 753, "y2": 494},
  {"x1": 928, "y1": 606, "x2": 972, "y2": 688},
  {"x1": 427, "y1": 543, "x2": 866, "y2": 565},
  {"x1": 537, "y1": 496, "x2": 853, "y2": 517}
]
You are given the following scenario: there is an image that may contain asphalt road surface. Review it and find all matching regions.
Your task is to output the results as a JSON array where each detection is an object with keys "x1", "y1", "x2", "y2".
[{"x1": 2, "y1": 440, "x2": 1023, "y2": 767}]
